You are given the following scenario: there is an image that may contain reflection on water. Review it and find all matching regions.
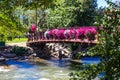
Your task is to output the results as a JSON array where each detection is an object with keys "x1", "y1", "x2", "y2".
[
  {"x1": 0, "y1": 59, "x2": 73, "y2": 80},
  {"x1": 81, "y1": 56, "x2": 100, "y2": 64},
  {"x1": 6, "y1": 60, "x2": 34, "y2": 68}
]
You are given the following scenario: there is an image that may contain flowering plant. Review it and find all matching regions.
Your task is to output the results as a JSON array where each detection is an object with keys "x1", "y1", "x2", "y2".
[{"x1": 30, "y1": 24, "x2": 37, "y2": 33}]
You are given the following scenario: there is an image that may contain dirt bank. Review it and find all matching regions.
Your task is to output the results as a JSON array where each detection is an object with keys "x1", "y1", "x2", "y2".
[{"x1": 6, "y1": 42, "x2": 27, "y2": 47}]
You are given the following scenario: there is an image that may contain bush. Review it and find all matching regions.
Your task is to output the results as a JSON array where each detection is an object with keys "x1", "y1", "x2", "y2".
[
  {"x1": 10, "y1": 46, "x2": 29, "y2": 56},
  {"x1": 0, "y1": 42, "x2": 5, "y2": 46}
]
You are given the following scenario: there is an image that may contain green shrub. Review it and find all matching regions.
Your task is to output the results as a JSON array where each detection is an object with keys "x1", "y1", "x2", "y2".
[
  {"x1": 10, "y1": 46, "x2": 29, "y2": 56},
  {"x1": 0, "y1": 42, "x2": 5, "y2": 46},
  {"x1": 70, "y1": 43, "x2": 79, "y2": 51}
]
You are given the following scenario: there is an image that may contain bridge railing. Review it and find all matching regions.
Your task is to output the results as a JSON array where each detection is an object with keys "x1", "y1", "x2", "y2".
[{"x1": 27, "y1": 29, "x2": 98, "y2": 44}]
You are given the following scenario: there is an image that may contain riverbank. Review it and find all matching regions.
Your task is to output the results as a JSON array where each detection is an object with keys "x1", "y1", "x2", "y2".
[
  {"x1": 0, "y1": 44, "x2": 73, "y2": 80},
  {"x1": 6, "y1": 42, "x2": 27, "y2": 47},
  {"x1": 0, "y1": 43, "x2": 101, "y2": 80}
]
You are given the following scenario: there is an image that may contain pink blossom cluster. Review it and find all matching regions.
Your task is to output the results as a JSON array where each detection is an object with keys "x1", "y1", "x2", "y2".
[
  {"x1": 44, "y1": 26, "x2": 98, "y2": 40},
  {"x1": 30, "y1": 24, "x2": 37, "y2": 32}
]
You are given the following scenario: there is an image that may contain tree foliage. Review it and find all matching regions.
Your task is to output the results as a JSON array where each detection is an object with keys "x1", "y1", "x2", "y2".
[
  {"x1": 0, "y1": 0, "x2": 63, "y2": 41},
  {"x1": 70, "y1": 0, "x2": 97, "y2": 26},
  {"x1": 42, "y1": 0, "x2": 97, "y2": 29},
  {"x1": 0, "y1": 13, "x2": 26, "y2": 41},
  {"x1": 70, "y1": 0, "x2": 120, "y2": 80}
]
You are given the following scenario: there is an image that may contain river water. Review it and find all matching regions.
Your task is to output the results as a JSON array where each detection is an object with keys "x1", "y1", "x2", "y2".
[
  {"x1": 0, "y1": 58, "x2": 73, "y2": 80},
  {"x1": 0, "y1": 57, "x2": 101, "y2": 80}
]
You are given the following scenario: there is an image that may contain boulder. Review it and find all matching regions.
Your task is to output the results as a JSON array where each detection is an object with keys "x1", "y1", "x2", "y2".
[
  {"x1": 46, "y1": 43, "x2": 71, "y2": 58},
  {"x1": 0, "y1": 57, "x2": 6, "y2": 65},
  {"x1": 1, "y1": 53, "x2": 17, "y2": 58},
  {"x1": 31, "y1": 43, "x2": 71, "y2": 59}
]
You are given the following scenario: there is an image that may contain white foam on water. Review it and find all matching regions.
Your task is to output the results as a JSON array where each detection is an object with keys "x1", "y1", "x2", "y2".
[
  {"x1": 0, "y1": 67, "x2": 10, "y2": 72},
  {"x1": 0, "y1": 65, "x2": 17, "y2": 72},
  {"x1": 39, "y1": 78, "x2": 50, "y2": 80},
  {"x1": 59, "y1": 70, "x2": 63, "y2": 73}
]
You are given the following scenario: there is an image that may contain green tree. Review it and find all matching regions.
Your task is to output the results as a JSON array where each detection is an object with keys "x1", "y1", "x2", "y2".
[
  {"x1": 43, "y1": 0, "x2": 97, "y2": 29},
  {"x1": 66, "y1": 0, "x2": 97, "y2": 26},
  {"x1": 45, "y1": 6, "x2": 74, "y2": 28},
  {"x1": 70, "y1": 0, "x2": 120, "y2": 80},
  {"x1": 0, "y1": 0, "x2": 63, "y2": 41},
  {"x1": 0, "y1": 13, "x2": 25, "y2": 41}
]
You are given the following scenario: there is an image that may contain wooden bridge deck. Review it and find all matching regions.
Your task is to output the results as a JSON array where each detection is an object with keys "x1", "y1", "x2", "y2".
[{"x1": 27, "y1": 39, "x2": 98, "y2": 47}]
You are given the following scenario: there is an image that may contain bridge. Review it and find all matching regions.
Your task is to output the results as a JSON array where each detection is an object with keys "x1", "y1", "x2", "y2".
[
  {"x1": 26, "y1": 26, "x2": 99, "y2": 58},
  {"x1": 27, "y1": 26, "x2": 99, "y2": 46}
]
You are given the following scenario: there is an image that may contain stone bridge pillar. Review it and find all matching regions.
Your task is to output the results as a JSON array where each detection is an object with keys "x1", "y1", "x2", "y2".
[{"x1": 30, "y1": 43, "x2": 71, "y2": 59}]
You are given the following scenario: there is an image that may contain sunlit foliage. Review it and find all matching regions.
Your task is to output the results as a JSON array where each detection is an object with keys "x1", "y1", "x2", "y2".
[{"x1": 70, "y1": 0, "x2": 120, "y2": 80}]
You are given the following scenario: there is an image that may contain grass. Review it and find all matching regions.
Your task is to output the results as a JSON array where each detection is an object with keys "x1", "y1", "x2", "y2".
[{"x1": 6, "y1": 38, "x2": 28, "y2": 43}]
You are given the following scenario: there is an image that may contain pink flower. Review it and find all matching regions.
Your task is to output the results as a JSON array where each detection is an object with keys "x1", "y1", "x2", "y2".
[
  {"x1": 30, "y1": 24, "x2": 37, "y2": 32},
  {"x1": 57, "y1": 29, "x2": 65, "y2": 39}
]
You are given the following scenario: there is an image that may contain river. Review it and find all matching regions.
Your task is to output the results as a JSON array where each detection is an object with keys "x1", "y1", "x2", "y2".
[
  {"x1": 0, "y1": 57, "x2": 101, "y2": 80},
  {"x1": 0, "y1": 58, "x2": 73, "y2": 80}
]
